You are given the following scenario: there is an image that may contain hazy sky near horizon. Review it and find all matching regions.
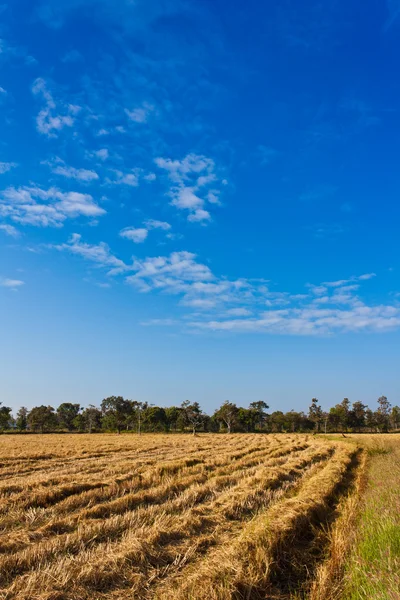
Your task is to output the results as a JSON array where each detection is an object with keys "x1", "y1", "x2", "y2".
[{"x1": 1, "y1": 0, "x2": 400, "y2": 413}]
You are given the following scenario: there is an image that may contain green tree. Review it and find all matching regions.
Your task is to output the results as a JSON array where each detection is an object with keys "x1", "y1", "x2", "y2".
[
  {"x1": 142, "y1": 406, "x2": 167, "y2": 432},
  {"x1": 214, "y1": 401, "x2": 239, "y2": 434},
  {"x1": 16, "y1": 406, "x2": 28, "y2": 431},
  {"x1": 181, "y1": 401, "x2": 205, "y2": 435},
  {"x1": 0, "y1": 403, "x2": 12, "y2": 430},
  {"x1": 27, "y1": 405, "x2": 57, "y2": 433},
  {"x1": 101, "y1": 396, "x2": 132, "y2": 434},
  {"x1": 390, "y1": 406, "x2": 400, "y2": 431},
  {"x1": 376, "y1": 396, "x2": 391, "y2": 432},
  {"x1": 129, "y1": 401, "x2": 148, "y2": 434},
  {"x1": 165, "y1": 406, "x2": 182, "y2": 432},
  {"x1": 249, "y1": 400, "x2": 269, "y2": 431},
  {"x1": 57, "y1": 403, "x2": 81, "y2": 431},
  {"x1": 365, "y1": 408, "x2": 377, "y2": 431},
  {"x1": 81, "y1": 405, "x2": 102, "y2": 433},
  {"x1": 308, "y1": 398, "x2": 323, "y2": 432},
  {"x1": 349, "y1": 401, "x2": 366, "y2": 432}
]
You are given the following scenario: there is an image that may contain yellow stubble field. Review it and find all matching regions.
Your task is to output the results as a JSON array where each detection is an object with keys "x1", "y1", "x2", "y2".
[{"x1": 0, "y1": 433, "x2": 361, "y2": 600}]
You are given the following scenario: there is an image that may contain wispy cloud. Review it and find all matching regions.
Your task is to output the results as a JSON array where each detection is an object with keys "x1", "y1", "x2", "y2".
[
  {"x1": 43, "y1": 157, "x2": 99, "y2": 182},
  {"x1": 0, "y1": 162, "x2": 17, "y2": 174},
  {"x1": 120, "y1": 227, "x2": 148, "y2": 243},
  {"x1": 32, "y1": 78, "x2": 80, "y2": 137},
  {"x1": 125, "y1": 102, "x2": 155, "y2": 123},
  {"x1": 120, "y1": 219, "x2": 172, "y2": 244},
  {"x1": 0, "y1": 223, "x2": 20, "y2": 237},
  {"x1": 49, "y1": 232, "x2": 400, "y2": 336},
  {"x1": 145, "y1": 219, "x2": 171, "y2": 231},
  {"x1": 155, "y1": 153, "x2": 224, "y2": 223},
  {"x1": 53, "y1": 233, "x2": 129, "y2": 275},
  {"x1": 0, "y1": 185, "x2": 105, "y2": 227},
  {"x1": 1, "y1": 278, "x2": 24, "y2": 290}
]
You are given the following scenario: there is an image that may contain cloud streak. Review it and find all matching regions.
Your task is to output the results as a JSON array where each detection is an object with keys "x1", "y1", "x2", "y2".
[{"x1": 0, "y1": 185, "x2": 105, "y2": 227}]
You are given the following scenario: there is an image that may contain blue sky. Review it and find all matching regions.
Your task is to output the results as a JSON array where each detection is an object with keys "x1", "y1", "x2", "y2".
[{"x1": 1, "y1": 0, "x2": 400, "y2": 413}]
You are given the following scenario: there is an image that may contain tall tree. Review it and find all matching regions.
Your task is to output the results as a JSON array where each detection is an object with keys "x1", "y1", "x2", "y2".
[
  {"x1": 81, "y1": 405, "x2": 102, "y2": 433},
  {"x1": 376, "y1": 395, "x2": 391, "y2": 432},
  {"x1": 129, "y1": 401, "x2": 148, "y2": 434},
  {"x1": 390, "y1": 406, "x2": 400, "y2": 431},
  {"x1": 214, "y1": 401, "x2": 239, "y2": 434},
  {"x1": 165, "y1": 406, "x2": 182, "y2": 432},
  {"x1": 181, "y1": 401, "x2": 204, "y2": 435},
  {"x1": 27, "y1": 405, "x2": 57, "y2": 433},
  {"x1": 308, "y1": 398, "x2": 323, "y2": 432},
  {"x1": 249, "y1": 400, "x2": 269, "y2": 431},
  {"x1": 57, "y1": 403, "x2": 81, "y2": 431},
  {"x1": 350, "y1": 401, "x2": 366, "y2": 432},
  {"x1": 0, "y1": 403, "x2": 12, "y2": 430},
  {"x1": 101, "y1": 396, "x2": 132, "y2": 434},
  {"x1": 142, "y1": 406, "x2": 167, "y2": 432},
  {"x1": 15, "y1": 406, "x2": 28, "y2": 431}
]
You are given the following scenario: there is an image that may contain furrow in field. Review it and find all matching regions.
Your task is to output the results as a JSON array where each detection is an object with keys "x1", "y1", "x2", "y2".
[
  {"x1": 158, "y1": 444, "x2": 356, "y2": 600},
  {"x1": 0, "y1": 442, "x2": 332, "y2": 598},
  {"x1": 0, "y1": 439, "x2": 292, "y2": 554}
]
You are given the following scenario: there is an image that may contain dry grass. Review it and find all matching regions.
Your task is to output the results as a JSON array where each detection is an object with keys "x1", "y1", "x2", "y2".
[
  {"x1": 310, "y1": 434, "x2": 400, "y2": 600},
  {"x1": 0, "y1": 433, "x2": 361, "y2": 599}
]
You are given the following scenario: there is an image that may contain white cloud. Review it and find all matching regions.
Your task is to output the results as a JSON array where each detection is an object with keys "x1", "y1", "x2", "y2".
[
  {"x1": 1, "y1": 278, "x2": 24, "y2": 290},
  {"x1": 188, "y1": 208, "x2": 211, "y2": 222},
  {"x1": 0, "y1": 162, "x2": 17, "y2": 174},
  {"x1": 190, "y1": 304, "x2": 400, "y2": 335},
  {"x1": 145, "y1": 219, "x2": 171, "y2": 231},
  {"x1": 32, "y1": 78, "x2": 79, "y2": 138},
  {"x1": 155, "y1": 153, "x2": 224, "y2": 223},
  {"x1": 0, "y1": 224, "x2": 20, "y2": 237},
  {"x1": 107, "y1": 169, "x2": 139, "y2": 187},
  {"x1": 127, "y1": 251, "x2": 214, "y2": 293},
  {"x1": 53, "y1": 233, "x2": 128, "y2": 275},
  {"x1": 226, "y1": 308, "x2": 252, "y2": 317},
  {"x1": 120, "y1": 220, "x2": 171, "y2": 244},
  {"x1": 44, "y1": 157, "x2": 99, "y2": 182},
  {"x1": 120, "y1": 227, "x2": 148, "y2": 243},
  {"x1": 144, "y1": 173, "x2": 156, "y2": 182},
  {"x1": 125, "y1": 102, "x2": 155, "y2": 123},
  {"x1": 93, "y1": 149, "x2": 109, "y2": 161},
  {"x1": 0, "y1": 185, "x2": 105, "y2": 227}
]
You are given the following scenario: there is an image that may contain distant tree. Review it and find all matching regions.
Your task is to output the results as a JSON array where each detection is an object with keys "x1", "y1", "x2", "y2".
[
  {"x1": 27, "y1": 405, "x2": 57, "y2": 433},
  {"x1": 376, "y1": 396, "x2": 391, "y2": 432},
  {"x1": 390, "y1": 406, "x2": 400, "y2": 431},
  {"x1": 181, "y1": 401, "x2": 205, "y2": 435},
  {"x1": 237, "y1": 407, "x2": 257, "y2": 432},
  {"x1": 365, "y1": 408, "x2": 377, "y2": 432},
  {"x1": 57, "y1": 403, "x2": 81, "y2": 431},
  {"x1": 101, "y1": 396, "x2": 132, "y2": 434},
  {"x1": 329, "y1": 399, "x2": 351, "y2": 432},
  {"x1": 349, "y1": 401, "x2": 367, "y2": 432},
  {"x1": 129, "y1": 401, "x2": 148, "y2": 434},
  {"x1": 214, "y1": 401, "x2": 239, "y2": 434},
  {"x1": 0, "y1": 403, "x2": 12, "y2": 430},
  {"x1": 142, "y1": 406, "x2": 167, "y2": 432},
  {"x1": 308, "y1": 398, "x2": 324, "y2": 432},
  {"x1": 285, "y1": 410, "x2": 304, "y2": 433},
  {"x1": 249, "y1": 401, "x2": 269, "y2": 431},
  {"x1": 269, "y1": 411, "x2": 286, "y2": 432},
  {"x1": 15, "y1": 406, "x2": 28, "y2": 431},
  {"x1": 165, "y1": 406, "x2": 182, "y2": 432},
  {"x1": 81, "y1": 405, "x2": 102, "y2": 433}
]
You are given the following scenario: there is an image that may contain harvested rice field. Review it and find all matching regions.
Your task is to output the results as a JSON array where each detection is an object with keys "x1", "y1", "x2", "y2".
[{"x1": 0, "y1": 434, "x2": 364, "y2": 599}]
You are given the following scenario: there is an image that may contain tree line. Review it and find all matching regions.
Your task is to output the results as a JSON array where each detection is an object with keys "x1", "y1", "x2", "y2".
[{"x1": 0, "y1": 395, "x2": 398, "y2": 434}]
